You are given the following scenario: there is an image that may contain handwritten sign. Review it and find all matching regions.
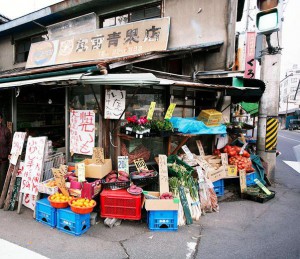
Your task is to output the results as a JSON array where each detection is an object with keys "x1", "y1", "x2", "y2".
[
  {"x1": 147, "y1": 102, "x2": 156, "y2": 120},
  {"x1": 118, "y1": 156, "x2": 129, "y2": 174},
  {"x1": 134, "y1": 158, "x2": 148, "y2": 171},
  {"x1": 239, "y1": 169, "x2": 247, "y2": 193},
  {"x1": 70, "y1": 110, "x2": 95, "y2": 156},
  {"x1": 20, "y1": 137, "x2": 47, "y2": 196},
  {"x1": 104, "y1": 90, "x2": 126, "y2": 119},
  {"x1": 17, "y1": 161, "x2": 24, "y2": 178},
  {"x1": 10, "y1": 132, "x2": 27, "y2": 165},
  {"x1": 92, "y1": 147, "x2": 104, "y2": 165},
  {"x1": 221, "y1": 153, "x2": 228, "y2": 167},
  {"x1": 22, "y1": 193, "x2": 36, "y2": 211},
  {"x1": 164, "y1": 103, "x2": 176, "y2": 119},
  {"x1": 26, "y1": 17, "x2": 170, "y2": 69},
  {"x1": 76, "y1": 163, "x2": 86, "y2": 183},
  {"x1": 182, "y1": 145, "x2": 193, "y2": 159},
  {"x1": 52, "y1": 166, "x2": 69, "y2": 196},
  {"x1": 196, "y1": 140, "x2": 205, "y2": 157},
  {"x1": 158, "y1": 154, "x2": 169, "y2": 193}
]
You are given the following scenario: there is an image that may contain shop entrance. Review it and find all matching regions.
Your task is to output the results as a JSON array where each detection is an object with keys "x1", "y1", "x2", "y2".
[{"x1": 16, "y1": 86, "x2": 65, "y2": 149}]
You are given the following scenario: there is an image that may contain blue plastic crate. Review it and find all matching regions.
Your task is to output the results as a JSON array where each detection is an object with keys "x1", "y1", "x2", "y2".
[
  {"x1": 147, "y1": 210, "x2": 178, "y2": 232},
  {"x1": 35, "y1": 198, "x2": 57, "y2": 228},
  {"x1": 56, "y1": 207, "x2": 90, "y2": 236},
  {"x1": 213, "y1": 179, "x2": 224, "y2": 197},
  {"x1": 213, "y1": 185, "x2": 225, "y2": 197},
  {"x1": 246, "y1": 172, "x2": 257, "y2": 186}
]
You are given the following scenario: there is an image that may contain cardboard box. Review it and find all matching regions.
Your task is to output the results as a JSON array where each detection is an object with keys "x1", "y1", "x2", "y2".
[
  {"x1": 144, "y1": 191, "x2": 179, "y2": 211},
  {"x1": 197, "y1": 109, "x2": 222, "y2": 126},
  {"x1": 75, "y1": 159, "x2": 112, "y2": 179}
]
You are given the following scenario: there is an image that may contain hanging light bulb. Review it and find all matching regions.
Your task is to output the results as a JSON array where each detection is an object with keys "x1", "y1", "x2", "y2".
[{"x1": 48, "y1": 99, "x2": 52, "y2": 104}]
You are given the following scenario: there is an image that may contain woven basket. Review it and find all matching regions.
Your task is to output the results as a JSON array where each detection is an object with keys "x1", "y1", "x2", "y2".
[{"x1": 121, "y1": 143, "x2": 150, "y2": 164}]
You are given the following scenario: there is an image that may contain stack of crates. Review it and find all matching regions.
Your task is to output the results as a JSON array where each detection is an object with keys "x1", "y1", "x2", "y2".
[
  {"x1": 35, "y1": 197, "x2": 91, "y2": 236},
  {"x1": 147, "y1": 210, "x2": 178, "y2": 232},
  {"x1": 213, "y1": 179, "x2": 224, "y2": 197},
  {"x1": 35, "y1": 198, "x2": 56, "y2": 228},
  {"x1": 100, "y1": 189, "x2": 142, "y2": 220}
]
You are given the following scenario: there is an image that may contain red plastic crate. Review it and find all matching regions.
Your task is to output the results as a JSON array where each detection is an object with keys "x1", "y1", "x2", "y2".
[{"x1": 100, "y1": 189, "x2": 142, "y2": 220}]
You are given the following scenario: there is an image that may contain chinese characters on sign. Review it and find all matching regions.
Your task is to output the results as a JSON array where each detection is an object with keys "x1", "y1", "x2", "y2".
[
  {"x1": 244, "y1": 32, "x2": 256, "y2": 79},
  {"x1": 20, "y1": 137, "x2": 47, "y2": 196},
  {"x1": 104, "y1": 90, "x2": 126, "y2": 119},
  {"x1": 10, "y1": 132, "x2": 26, "y2": 165},
  {"x1": 26, "y1": 17, "x2": 170, "y2": 69},
  {"x1": 70, "y1": 110, "x2": 95, "y2": 156}
]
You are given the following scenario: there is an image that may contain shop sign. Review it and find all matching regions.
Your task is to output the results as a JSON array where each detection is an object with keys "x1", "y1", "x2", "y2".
[
  {"x1": 70, "y1": 110, "x2": 95, "y2": 156},
  {"x1": 20, "y1": 136, "x2": 47, "y2": 196},
  {"x1": 104, "y1": 90, "x2": 126, "y2": 119},
  {"x1": 244, "y1": 31, "x2": 256, "y2": 79},
  {"x1": 26, "y1": 17, "x2": 170, "y2": 69}
]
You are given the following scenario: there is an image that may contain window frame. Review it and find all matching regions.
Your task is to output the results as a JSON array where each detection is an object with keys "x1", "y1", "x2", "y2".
[{"x1": 99, "y1": 2, "x2": 162, "y2": 28}]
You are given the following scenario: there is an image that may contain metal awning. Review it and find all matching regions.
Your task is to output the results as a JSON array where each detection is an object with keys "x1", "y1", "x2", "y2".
[{"x1": 0, "y1": 73, "x2": 161, "y2": 89}]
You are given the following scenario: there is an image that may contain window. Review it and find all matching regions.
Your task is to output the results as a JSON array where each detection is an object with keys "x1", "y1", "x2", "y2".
[
  {"x1": 100, "y1": 2, "x2": 161, "y2": 28},
  {"x1": 15, "y1": 35, "x2": 46, "y2": 63}
]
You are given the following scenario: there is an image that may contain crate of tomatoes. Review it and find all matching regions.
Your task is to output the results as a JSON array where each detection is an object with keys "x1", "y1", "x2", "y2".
[{"x1": 222, "y1": 145, "x2": 255, "y2": 173}]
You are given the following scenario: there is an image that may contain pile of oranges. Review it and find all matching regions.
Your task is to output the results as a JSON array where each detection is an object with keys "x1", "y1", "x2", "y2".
[
  {"x1": 70, "y1": 198, "x2": 96, "y2": 208},
  {"x1": 49, "y1": 193, "x2": 72, "y2": 202}
]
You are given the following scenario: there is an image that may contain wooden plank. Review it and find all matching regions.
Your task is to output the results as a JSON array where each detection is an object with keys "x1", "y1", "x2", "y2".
[
  {"x1": 0, "y1": 163, "x2": 14, "y2": 209},
  {"x1": 4, "y1": 158, "x2": 21, "y2": 210}
]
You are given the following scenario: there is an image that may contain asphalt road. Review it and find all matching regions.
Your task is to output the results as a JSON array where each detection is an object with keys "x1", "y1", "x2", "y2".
[{"x1": 0, "y1": 130, "x2": 299, "y2": 259}]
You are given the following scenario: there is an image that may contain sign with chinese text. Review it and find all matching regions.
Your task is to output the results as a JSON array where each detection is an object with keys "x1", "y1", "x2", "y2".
[
  {"x1": 52, "y1": 165, "x2": 70, "y2": 196},
  {"x1": 118, "y1": 156, "x2": 129, "y2": 174},
  {"x1": 164, "y1": 103, "x2": 176, "y2": 119},
  {"x1": 10, "y1": 132, "x2": 26, "y2": 165},
  {"x1": 70, "y1": 110, "x2": 95, "y2": 156},
  {"x1": 92, "y1": 147, "x2": 104, "y2": 164},
  {"x1": 76, "y1": 163, "x2": 86, "y2": 183},
  {"x1": 134, "y1": 158, "x2": 148, "y2": 171},
  {"x1": 239, "y1": 169, "x2": 247, "y2": 193},
  {"x1": 26, "y1": 17, "x2": 170, "y2": 69},
  {"x1": 20, "y1": 136, "x2": 47, "y2": 196},
  {"x1": 244, "y1": 32, "x2": 256, "y2": 79},
  {"x1": 104, "y1": 90, "x2": 126, "y2": 119},
  {"x1": 158, "y1": 154, "x2": 169, "y2": 193},
  {"x1": 147, "y1": 102, "x2": 156, "y2": 120}
]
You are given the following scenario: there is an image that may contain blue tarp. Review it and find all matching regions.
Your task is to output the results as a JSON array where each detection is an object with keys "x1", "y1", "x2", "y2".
[{"x1": 170, "y1": 117, "x2": 227, "y2": 135}]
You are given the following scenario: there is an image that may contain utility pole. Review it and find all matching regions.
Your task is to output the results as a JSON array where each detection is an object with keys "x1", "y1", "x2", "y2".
[{"x1": 256, "y1": 1, "x2": 283, "y2": 182}]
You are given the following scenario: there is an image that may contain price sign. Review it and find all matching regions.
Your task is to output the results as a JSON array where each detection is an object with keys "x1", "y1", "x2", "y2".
[
  {"x1": 159, "y1": 154, "x2": 169, "y2": 193},
  {"x1": 196, "y1": 140, "x2": 205, "y2": 157},
  {"x1": 221, "y1": 153, "x2": 228, "y2": 167},
  {"x1": 134, "y1": 158, "x2": 148, "y2": 171},
  {"x1": 164, "y1": 103, "x2": 176, "y2": 119},
  {"x1": 92, "y1": 147, "x2": 104, "y2": 165},
  {"x1": 227, "y1": 165, "x2": 237, "y2": 176},
  {"x1": 239, "y1": 169, "x2": 247, "y2": 193},
  {"x1": 118, "y1": 156, "x2": 129, "y2": 173},
  {"x1": 52, "y1": 167, "x2": 69, "y2": 197},
  {"x1": 147, "y1": 102, "x2": 156, "y2": 120},
  {"x1": 182, "y1": 145, "x2": 193, "y2": 159},
  {"x1": 77, "y1": 163, "x2": 86, "y2": 183}
]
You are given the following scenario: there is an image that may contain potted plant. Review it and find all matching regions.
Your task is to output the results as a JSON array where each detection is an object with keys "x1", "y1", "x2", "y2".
[
  {"x1": 150, "y1": 119, "x2": 174, "y2": 137},
  {"x1": 124, "y1": 115, "x2": 150, "y2": 138}
]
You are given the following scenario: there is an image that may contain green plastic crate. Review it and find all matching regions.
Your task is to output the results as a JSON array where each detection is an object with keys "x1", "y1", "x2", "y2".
[{"x1": 167, "y1": 155, "x2": 194, "y2": 177}]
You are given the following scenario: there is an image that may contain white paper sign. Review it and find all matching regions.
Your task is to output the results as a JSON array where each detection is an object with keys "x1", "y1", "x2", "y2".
[
  {"x1": 70, "y1": 110, "x2": 95, "y2": 155},
  {"x1": 118, "y1": 156, "x2": 129, "y2": 173},
  {"x1": 77, "y1": 163, "x2": 86, "y2": 182},
  {"x1": 20, "y1": 136, "x2": 47, "y2": 196},
  {"x1": 104, "y1": 90, "x2": 126, "y2": 119},
  {"x1": 10, "y1": 132, "x2": 26, "y2": 165}
]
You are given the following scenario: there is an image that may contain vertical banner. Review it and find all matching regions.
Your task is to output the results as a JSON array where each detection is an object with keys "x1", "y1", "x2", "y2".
[
  {"x1": 70, "y1": 110, "x2": 95, "y2": 155},
  {"x1": 244, "y1": 31, "x2": 256, "y2": 79},
  {"x1": 265, "y1": 117, "x2": 278, "y2": 152},
  {"x1": 104, "y1": 90, "x2": 126, "y2": 119}
]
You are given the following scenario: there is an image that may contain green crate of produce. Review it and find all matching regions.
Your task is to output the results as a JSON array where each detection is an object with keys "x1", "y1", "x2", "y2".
[{"x1": 167, "y1": 155, "x2": 194, "y2": 177}]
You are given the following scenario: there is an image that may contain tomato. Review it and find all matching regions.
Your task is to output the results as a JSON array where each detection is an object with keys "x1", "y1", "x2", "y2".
[
  {"x1": 243, "y1": 151, "x2": 250, "y2": 158},
  {"x1": 229, "y1": 150, "x2": 237, "y2": 157},
  {"x1": 235, "y1": 146, "x2": 241, "y2": 153}
]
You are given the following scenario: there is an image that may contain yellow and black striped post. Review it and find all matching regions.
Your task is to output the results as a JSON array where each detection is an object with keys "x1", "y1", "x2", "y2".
[{"x1": 265, "y1": 117, "x2": 278, "y2": 152}]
